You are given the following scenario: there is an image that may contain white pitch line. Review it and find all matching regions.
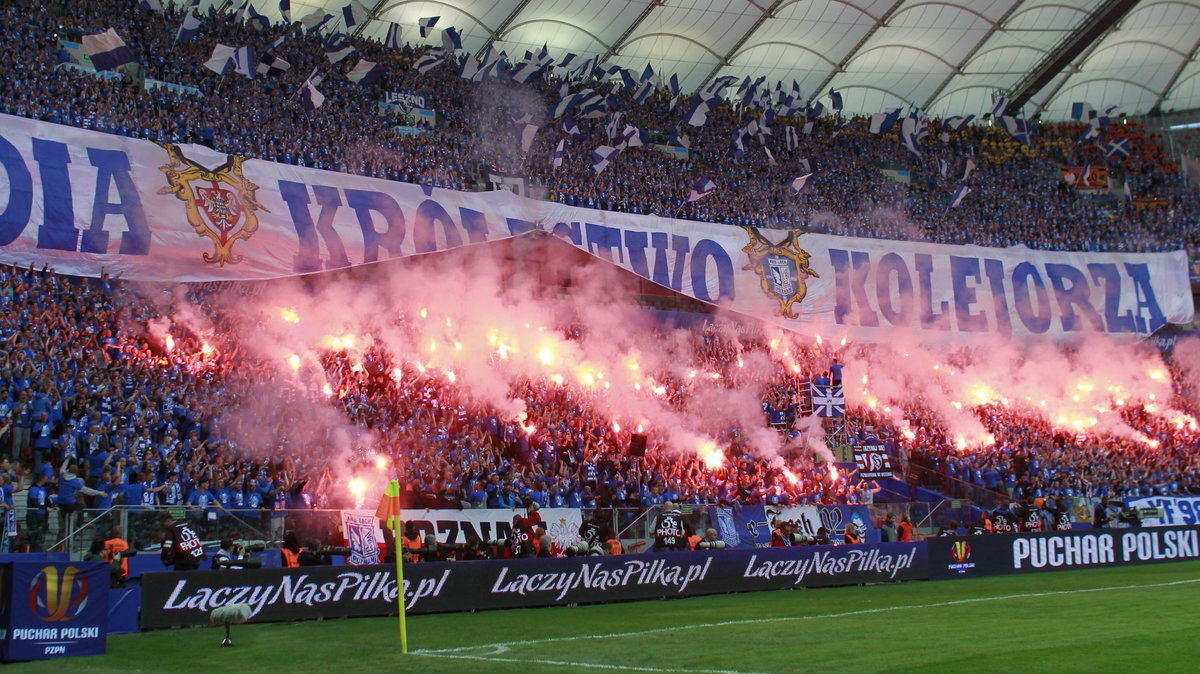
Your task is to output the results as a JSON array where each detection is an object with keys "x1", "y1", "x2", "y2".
[
  {"x1": 412, "y1": 651, "x2": 767, "y2": 674},
  {"x1": 416, "y1": 576, "x2": 1200, "y2": 656}
]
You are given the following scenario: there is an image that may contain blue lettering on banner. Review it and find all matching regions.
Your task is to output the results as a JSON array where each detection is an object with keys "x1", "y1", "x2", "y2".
[
  {"x1": 690, "y1": 239, "x2": 734, "y2": 302},
  {"x1": 1010, "y1": 261, "x2": 1051, "y2": 333},
  {"x1": 414, "y1": 199, "x2": 463, "y2": 254},
  {"x1": 82, "y1": 148, "x2": 150, "y2": 255},
  {"x1": 0, "y1": 133, "x2": 33, "y2": 245},
  {"x1": 344, "y1": 189, "x2": 406, "y2": 263},
  {"x1": 0, "y1": 115, "x2": 1189, "y2": 342},
  {"x1": 875, "y1": 252, "x2": 913, "y2": 326},
  {"x1": 950, "y1": 256, "x2": 987, "y2": 332},
  {"x1": 1123, "y1": 263, "x2": 1167, "y2": 334},
  {"x1": 824, "y1": 249, "x2": 1176, "y2": 338},
  {"x1": 32, "y1": 139, "x2": 77, "y2": 251}
]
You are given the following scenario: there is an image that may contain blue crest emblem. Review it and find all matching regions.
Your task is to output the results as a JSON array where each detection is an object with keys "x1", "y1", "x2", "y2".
[{"x1": 741, "y1": 227, "x2": 819, "y2": 319}]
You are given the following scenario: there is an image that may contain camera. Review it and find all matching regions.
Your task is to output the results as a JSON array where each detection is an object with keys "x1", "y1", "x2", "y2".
[
  {"x1": 212, "y1": 556, "x2": 263, "y2": 570},
  {"x1": 567, "y1": 542, "x2": 604, "y2": 556},
  {"x1": 695, "y1": 540, "x2": 725, "y2": 550},
  {"x1": 313, "y1": 545, "x2": 353, "y2": 556}
]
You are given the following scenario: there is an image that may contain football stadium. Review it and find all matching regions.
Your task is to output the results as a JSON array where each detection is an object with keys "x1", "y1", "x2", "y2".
[{"x1": 1, "y1": 0, "x2": 1199, "y2": 670}]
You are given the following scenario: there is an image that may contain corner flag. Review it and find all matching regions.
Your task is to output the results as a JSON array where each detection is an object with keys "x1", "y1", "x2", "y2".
[{"x1": 375, "y1": 479, "x2": 407, "y2": 653}]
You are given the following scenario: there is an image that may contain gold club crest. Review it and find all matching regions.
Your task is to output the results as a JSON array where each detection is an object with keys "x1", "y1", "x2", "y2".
[
  {"x1": 741, "y1": 226, "x2": 819, "y2": 319},
  {"x1": 158, "y1": 145, "x2": 266, "y2": 266}
]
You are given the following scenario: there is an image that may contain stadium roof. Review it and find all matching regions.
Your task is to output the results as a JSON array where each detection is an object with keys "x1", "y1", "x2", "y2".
[{"x1": 278, "y1": 0, "x2": 1200, "y2": 119}]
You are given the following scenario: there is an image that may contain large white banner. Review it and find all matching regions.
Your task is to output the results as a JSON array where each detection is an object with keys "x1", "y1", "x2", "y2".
[
  {"x1": 0, "y1": 114, "x2": 1192, "y2": 342},
  {"x1": 340, "y1": 507, "x2": 584, "y2": 559}
]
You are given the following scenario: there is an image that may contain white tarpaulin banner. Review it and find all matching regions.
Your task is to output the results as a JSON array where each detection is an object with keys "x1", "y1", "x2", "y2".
[
  {"x1": 0, "y1": 114, "x2": 1191, "y2": 343},
  {"x1": 340, "y1": 507, "x2": 584, "y2": 554}
]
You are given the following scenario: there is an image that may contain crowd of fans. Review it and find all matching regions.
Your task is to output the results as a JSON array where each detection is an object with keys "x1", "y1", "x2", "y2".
[
  {"x1": 0, "y1": 259, "x2": 1195, "y2": 556},
  {"x1": 0, "y1": 1, "x2": 1197, "y2": 558},
  {"x1": 0, "y1": 0, "x2": 1196, "y2": 256}
]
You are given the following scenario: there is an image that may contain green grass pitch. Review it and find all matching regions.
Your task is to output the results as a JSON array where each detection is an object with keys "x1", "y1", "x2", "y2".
[{"x1": 12, "y1": 561, "x2": 1200, "y2": 673}]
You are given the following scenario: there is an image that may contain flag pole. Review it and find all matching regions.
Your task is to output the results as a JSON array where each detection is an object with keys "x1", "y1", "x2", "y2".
[
  {"x1": 377, "y1": 478, "x2": 408, "y2": 653},
  {"x1": 390, "y1": 479, "x2": 409, "y2": 654}
]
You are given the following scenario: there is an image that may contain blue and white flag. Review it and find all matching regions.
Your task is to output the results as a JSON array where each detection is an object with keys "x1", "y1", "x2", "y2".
[
  {"x1": 620, "y1": 125, "x2": 647, "y2": 148},
  {"x1": 1076, "y1": 124, "x2": 1101, "y2": 144},
  {"x1": 175, "y1": 12, "x2": 202, "y2": 42},
  {"x1": 1105, "y1": 138, "x2": 1130, "y2": 158},
  {"x1": 419, "y1": 16, "x2": 440, "y2": 38},
  {"x1": 139, "y1": 0, "x2": 163, "y2": 11},
  {"x1": 299, "y1": 9, "x2": 334, "y2": 34},
  {"x1": 340, "y1": 1, "x2": 370, "y2": 29},
  {"x1": 812, "y1": 384, "x2": 845, "y2": 417},
  {"x1": 82, "y1": 28, "x2": 136, "y2": 71},
  {"x1": 256, "y1": 50, "x2": 290, "y2": 77},
  {"x1": 950, "y1": 185, "x2": 970, "y2": 208},
  {"x1": 325, "y1": 32, "x2": 355, "y2": 63},
  {"x1": 456, "y1": 53, "x2": 480, "y2": 79},
  {"x1": 806, "y1": 101, "x2": 825, "y2": 120},
  {"x1": 990, "y1": 95, "x2": 1009, "y2": 119},
  {"x1": 232, "y1": 45, "x2": 256, "y2": 79},
  {"x1": 300, "y1": 68, "x2": 324, "y2": 111},
  {"x1": 632, "y1": 79, "x2": 655, "y2": 104},
  {"x1": 279, "y1": 0, "x2": 290, "y2": 23},
  {"x1": 937, "y1": 157, "x2": 948, "y2": 178},
  {"x1": 562, "y1": 116, "x2": 580, "y2": 136},
  {"x1": 784, "y1": 125, "x2": 798, "y2": 151},
  {"x1": 941, "y1": 113, "x2": 974, "y2": 141},
  {"x1": 203, "y1": 43, "x2": 236, "y2": 74},
  {"x1": 591, "y1": 145, "x2": 619, "y2": 174},
  {"x1": 688, "y1": 177, "x2": 716, "y2": 202},
  {"x1": 790, "y1": 172, "x2": 812, "y2": 193},
  {"x1": 509, "y1": 60, "x2": 546, "y2": 84},
  {"x1": 828, "y1": 89, "x2": 843, "y2": 111},
  {"x1": 869, "y1": 108, "x2": 900, "y2": 134},
  {"x1": 900, "y1": 115, "x2": 923, "y2": 157},
  {"x1": 245, "y1": 3, "x2": 271, "y2": 31},
  {"x1": 946, "y1": 114, "x2": 974, "y2": 131},
  {"x1": 441, "y1": 27, "x2": 462, "y2": 52},
  {"x1": 414, "y1": 52, "x2": 442, "y2": 74},
  {"x1": 1071, "y1": 102, "x2": 1094, "y2": 122},
  {"x1": 231, "y1": 0, "x2": 252, "y2": 21},
  {"x1": 347, "y1": 59, "x2": 384, "y2": 85},
  {"x1": 552, "y1": 139, "x2": 565, "y2": 169},
  {"x1": 384, "y1": 23, "x2": 402, "y2": 49},
  {"x1": 685, "y1": 96, "x2": 715, "y2": 127},
  {"x1": 999, "y1": 115, "x2": 1031, "y2": 146},
  {"x1": 548, "y1": 92, "x2": 580, "y2": 118}
]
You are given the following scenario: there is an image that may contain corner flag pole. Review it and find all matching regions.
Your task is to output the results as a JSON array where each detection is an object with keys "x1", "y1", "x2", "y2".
[{"x1": 376, "y1": 479, "x2": 408, "y2": 653}]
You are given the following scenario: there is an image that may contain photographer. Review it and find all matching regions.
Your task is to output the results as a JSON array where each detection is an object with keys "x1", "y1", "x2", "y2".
[
  {"x1": 103, "y1": 525, "x2": 131, "y2": 587},
  {"x1": 771, "y1": 522, "x2": 802, "y2": 547},
  {"x1": 652, "y1": 503, "x2": 689, "y2": 552},
  {"x1": 212, "y1": 538, "x2": 266, "y2": 570},
  {"x1": 160, "y1": 514, "x2": 206, "y2": 571},
  {"x1": 211, "y1": 537, "x2": 243, "y2": 570},
  {"x1": 509, "y1": 502, "x2": 543, "y2": 559},
  {"x1": 695, "y1": 528, "x2": 725, "y2": 551}
]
